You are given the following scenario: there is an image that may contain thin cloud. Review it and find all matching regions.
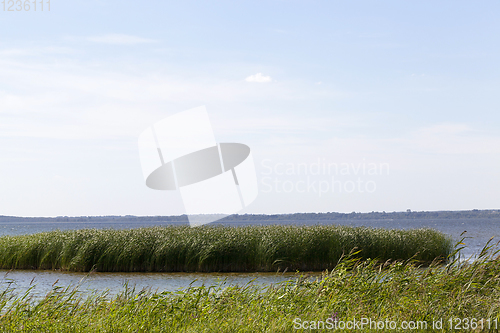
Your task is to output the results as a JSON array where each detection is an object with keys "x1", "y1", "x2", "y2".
[
  {"x1": 87, "y1": 34, "x2": 157, "y2": 45},
  {"x1": 417, "y1": 123, "x2": 472, "y2": 135},
  {"x1": 245, "y1": 73, "x2": 272, "y2": 83},
  {"x1": 409, "y1": 123, "x2": 500, "y2": 155},
  {"x1": 0, "y1": 46, "x2": 75, "y2": 57}
]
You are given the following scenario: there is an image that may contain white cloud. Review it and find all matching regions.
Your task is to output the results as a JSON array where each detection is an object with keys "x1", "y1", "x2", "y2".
[
  {"x1": 86, "y1": 34, "x2": 157, "y2": 45},
  {"x1": 245, "y1": 73, "x2": 272, "y2": 83}
]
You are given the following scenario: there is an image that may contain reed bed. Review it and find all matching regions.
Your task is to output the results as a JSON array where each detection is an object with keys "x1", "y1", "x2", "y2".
[
  {"x1": 0, "y1": 225, "x2": 452, "y2": 272},
  {"x1": 0, "y1": 242, "x2": 499, "y2": 332}
]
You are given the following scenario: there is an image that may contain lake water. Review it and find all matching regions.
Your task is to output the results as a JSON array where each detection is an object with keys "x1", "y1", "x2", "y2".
[
  {"x1": 0, "y1": 270, "x2": 306, "y2": 300},
  {"x1": 0, "y1": 218, "x2": 498, "y2": 298}
]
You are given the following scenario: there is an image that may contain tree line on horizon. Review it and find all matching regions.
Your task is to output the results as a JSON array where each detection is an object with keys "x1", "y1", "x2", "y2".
[{"x1": 0, "y1": 209, "x2": 499, "y2": 222}]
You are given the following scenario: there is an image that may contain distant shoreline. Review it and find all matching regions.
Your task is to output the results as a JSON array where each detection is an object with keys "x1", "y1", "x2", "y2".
[{"x1": 1, "y1": 209, "x2": 500, "y2": 222}]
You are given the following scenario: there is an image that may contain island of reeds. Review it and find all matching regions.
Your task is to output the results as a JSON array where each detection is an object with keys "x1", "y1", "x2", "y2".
[{"x1": 0, "y1": 225, "x2": 452, "y2": 272}]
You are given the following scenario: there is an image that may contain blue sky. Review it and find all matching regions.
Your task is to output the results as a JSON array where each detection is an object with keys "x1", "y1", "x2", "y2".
[{"x1": 1, "y1": 0, "x2": 499, "y2": 216}]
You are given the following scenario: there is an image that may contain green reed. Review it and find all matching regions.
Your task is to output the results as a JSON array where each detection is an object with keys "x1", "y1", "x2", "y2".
[
  {"x1": 0, "y1": 240, "x2": 498, "y2": 332},
  {"x1": 0, "y1": 225, "x2": 452, "y2": 272}
]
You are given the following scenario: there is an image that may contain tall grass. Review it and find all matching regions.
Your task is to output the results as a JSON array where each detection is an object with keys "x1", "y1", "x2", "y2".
[
  {"x1": 0, "y1": 242, "x2": 498, "y2": 332},
  {"x1": 0, "y1": 225, "x2": 452, "y2": 272}
]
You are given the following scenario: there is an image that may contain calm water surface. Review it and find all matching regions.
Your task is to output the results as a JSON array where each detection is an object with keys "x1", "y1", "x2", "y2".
[
  {"x1": 0, "y1": 218, "x2": 498, "y2": 297},
  {"x1": 0, "y1": 270, "x2": 307, "y2": 299}
]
